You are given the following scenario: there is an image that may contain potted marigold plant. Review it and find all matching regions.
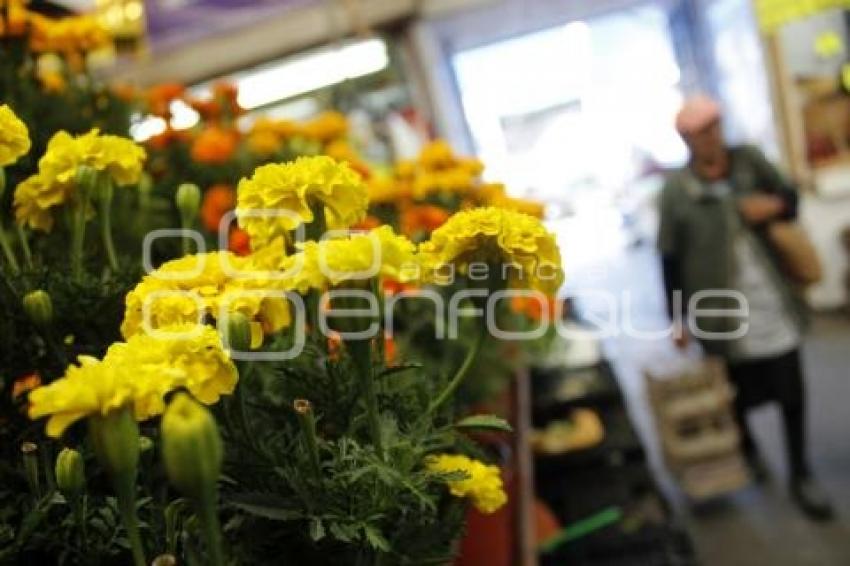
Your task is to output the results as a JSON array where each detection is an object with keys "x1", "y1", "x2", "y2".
[{"x1": 2, "y1": 103, "x2": 565, "y2": 564}]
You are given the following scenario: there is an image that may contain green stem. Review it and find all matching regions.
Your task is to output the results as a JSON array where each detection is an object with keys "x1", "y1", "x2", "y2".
[
  {"x1": 0, "y1": 221, "x2": 19, "y2": 274},
  {"x1": 73, "y1": 496, "x2": 89, "y2": 551},
  {"x1": 70, "y1": 175, "x2": 92, "y2": 282},
  {"x1": 294, "y1": 400, "x2": 322, "y2": 478},
  {"x1": 198, "y1": 490, "x2": 225, "y2": 566},
  {"x1": 15, "y1": 224, "x2": 32, "y2": 270},
  {"x1": 349, "y1": 339, "x2": 383, "y2": 457},
  {"x1": 424, "y1": 325, "x2": 487, "y2": 420},
  {"x1": 231, "y1": 361, "x2": 257, "y2": 451},
  {"x1": 304, "y1": 199, "x2": 327, "y2": 243},
  {"x1": 114, "y1": 473, "x2": 146, "y2": 566},
  {"x1": 21, "y1": 442, "x2": 40, "y2": 498},
  {"x1": 99, "y1": 179, "x2": 118, "y2": 271}
]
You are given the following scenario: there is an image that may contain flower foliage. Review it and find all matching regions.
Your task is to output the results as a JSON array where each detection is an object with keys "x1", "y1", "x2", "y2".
[{"x1": 2, "y1": 79, "x2": 565, "y2": 563}]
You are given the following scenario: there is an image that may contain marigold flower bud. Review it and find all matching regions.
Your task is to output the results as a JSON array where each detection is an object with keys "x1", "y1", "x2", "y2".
[
  {"x1": 162, "y1": 393, "x2": 223, "y2": 499},
  {"x1": 23, "y1": 289, "x2": 53, "y2": 329},
  {"x1": 21, "y1": 442, "x2": 40, "y2": 495},
  {"x1": 55, "y1": 447, "x2": 85, "y2": 499},
  {"x1": 221, "y1": 311, "x2": 252, "y2": 352},
  {"x1": 89, "y1": 408, "x2": 140, "y2": 479},
  {"x1": 176, "y1": 183, "x2": 201, "y2": 225}
]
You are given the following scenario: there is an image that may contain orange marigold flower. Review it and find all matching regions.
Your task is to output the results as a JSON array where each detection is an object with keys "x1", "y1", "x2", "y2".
[
  {"x1": 327, "y1": 331, "x2": 342, "y2": 362},
  {"x1": 400, "y1": 204, "x2": 450, "y2": 238},
  {"x1": 39, "y1": 72, "x2": 66, "y2": 94},
  {"x1": 212, "y1": 82, "x2": 241, "y2": 115},
  {"x1": 383, "y1": 278, "x2": 419, "y2": 296},
  {"x1": 147, "y1": 82, "x2": 185, "y2": 117},
  {"x1": 228, "y1": 226, "x2": 251, "y2": 256},
  {"x1": 189, "y1": 97, "x2": 222, "y2": 121},
  {"x1": 200, "y1": 184, "x2": 235, "y2": 232},
  {"x1": 191, "y1": 126, "x2": 237, "y2": 164},
  {"x1": 510, "y1": 295, "x2": 560, "y2": 322},
  {"x1": 12, "y1": 373, "x2": 41, "y2": 401},
  {"x1": 352, "y1": 215, "x2": 381, "y2": 231},
  {"x1": 147, "y1": 127, "x2": 190, "y2": 151},
  {"x1": 384, "y1": 332, "x2": 397, "y2": 366},
  {"x1": 111, "y1": 82, "x2": 137, "y2": 102},
  {"x1": 0, "y1": 0, "x2": 28, "y2": 37}
]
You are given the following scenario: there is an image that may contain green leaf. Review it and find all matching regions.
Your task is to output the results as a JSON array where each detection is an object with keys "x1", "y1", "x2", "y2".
[
  {"x1": 378, "y1": 364, "x2": 422, "y2": 378},
  {"x1": 310, "y1": 518, "x2": 326, "y2": 541},
  {"x1": 364, "y1": 525, "x2": 391, "y2": 552},
  {"x1": 329, "y1": 522, "x2": 357, "y2": 542},
  {"x1": 229, "y1": 493, "x2": 304, "y2": 521},
  {"x1": 455, "y1": 414, "x2": 513, "y2": 433}
]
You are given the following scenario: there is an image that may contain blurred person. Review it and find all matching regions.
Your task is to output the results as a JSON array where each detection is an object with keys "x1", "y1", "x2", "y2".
[{"x1": 657, "y1": 95, "x2": 834, "y2": 521}]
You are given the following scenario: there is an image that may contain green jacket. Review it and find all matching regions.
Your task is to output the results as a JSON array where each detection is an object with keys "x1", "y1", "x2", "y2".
[{"x1": 657, "y1": 145, "x2": 805, "y2": 357}]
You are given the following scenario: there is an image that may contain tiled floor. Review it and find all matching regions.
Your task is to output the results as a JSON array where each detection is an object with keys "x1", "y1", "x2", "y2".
[{"x1": 593, "y1": 243, "x2": 850, "y2": 565}]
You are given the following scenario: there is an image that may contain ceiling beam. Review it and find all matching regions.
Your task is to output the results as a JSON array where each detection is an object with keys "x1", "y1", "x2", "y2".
[{"x1": 111, "y1": 0, "x2": 413, "y2": 85}]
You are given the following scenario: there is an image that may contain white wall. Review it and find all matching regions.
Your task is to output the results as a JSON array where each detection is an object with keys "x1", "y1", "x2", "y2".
[
  {"x1": 409, "y1": 0, "x2": 671, "y2": 150},
  {"x1": 802, "y1": 186, "x2": 850, "y2": 310}
]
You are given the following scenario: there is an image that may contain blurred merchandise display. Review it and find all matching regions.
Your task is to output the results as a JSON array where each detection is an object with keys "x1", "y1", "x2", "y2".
[
  {"x1": 646, "y1": 359, "x2": 751, "y2": 501},
  {"x1": 532, "y1": 338, "x2": 697, "y2": 565}
]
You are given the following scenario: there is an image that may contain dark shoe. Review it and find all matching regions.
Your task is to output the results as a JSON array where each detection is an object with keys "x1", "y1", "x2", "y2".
[
  {"x1": 745, "y1": 452, "x2": 769, "y2": 484},
  {"x1": 791, "y1": 478, "x2": 835, "y2": 522}
]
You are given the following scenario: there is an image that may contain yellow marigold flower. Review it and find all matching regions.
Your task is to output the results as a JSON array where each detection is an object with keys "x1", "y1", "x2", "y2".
[
  {"x1": 13, "y1": 174, "x2": 67, "y2": 232},
  {"x1": 412, "y1": 168, "x2": 476, "y2": 199},
  {"x1": 29, "y1": 14, "x2": 112, "y2": 54},
  {"x1": 394, "y1": 159, "x2": 416, "y2": 180},
  {"x1": 14, "y1": 129, "x2": 145, "y2": 230},
  {"x1": 0, "y1": 104, "x2": 31, "y2": 167},
  {"x1": 367, "y1": 174, "x2": 410, "y2": 204},
  {"x1": 302, "y1": 111, "x2": 348, "y2": 143},
  {"x1": 426, "y1": 454, "x2": 507, "y2": 514},
  {"x1": 121, "y1": 249, "x2": 291, "y2": 341},
  {"x1": 419, "y1": 207, "x2": 564, "y2": 295},
  {"x1": 247, "y1": 130, "x2": 282, "y2": 157},
  {"x1": 418, "y1": 140, "x2": 456, "y2": 170},
  {"x1": 116, "y1": 324, "x2": 238, "y2": 406},
  {"x1": 236, "y1": 156, "x2": 368, "y2": 248},
  {"x1": 282, "y1": 226, "x2": 418, "y2": 292},
  {"x1": 28, "y1": 354, "x2": 140, "y2": 438},
  {"x1": 40, "y1": 129, "x2": 146, "y2": 187},
  {"x1": 78, "y1": 130, "x2": 147, "y2": 185},
  {"x1": 28, "y1": 324, "x2": 236, "y2": 438}
]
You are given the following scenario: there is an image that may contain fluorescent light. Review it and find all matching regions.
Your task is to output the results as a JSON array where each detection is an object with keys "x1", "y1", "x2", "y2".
[
  {"x1": 263, "y1": 97, "x2": 321, "y2": 121},
  {"x1": 170, "y1": 99, "x2": 200, "y2": 130},
  {"x1": 130, "y1": 115, "x2": 166, "y2": 142},
  {"x1": 235, "y1": 38, "x2": 389, "y2": 110}
]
